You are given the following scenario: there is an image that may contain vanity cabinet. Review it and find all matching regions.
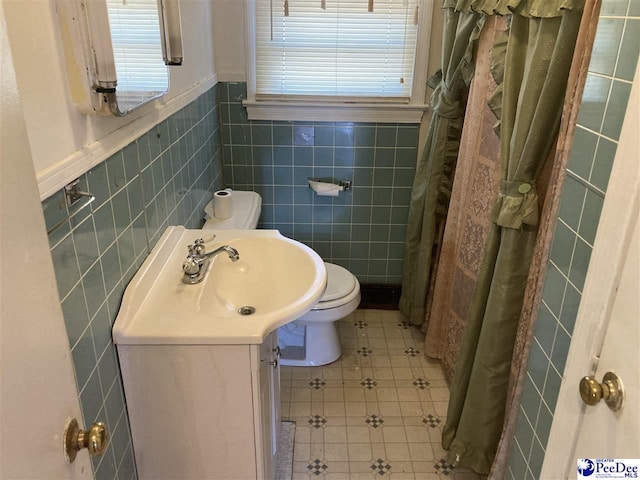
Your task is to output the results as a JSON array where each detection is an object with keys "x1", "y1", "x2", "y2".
[
  {"x1": 112, "y1": 226, "x2": 326, "y2": 479},
  {"x1": 117, "y1": 331, "x2": 280, "y2": 480}
]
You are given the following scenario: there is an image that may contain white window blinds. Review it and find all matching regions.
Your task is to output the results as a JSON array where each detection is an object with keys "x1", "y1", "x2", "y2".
[
  {"x1": 255, "y1": 0, "x2": 420, "y2": 101},
  {"x1": 106, "y1": 0, "x2": 169, "y2": 93}
]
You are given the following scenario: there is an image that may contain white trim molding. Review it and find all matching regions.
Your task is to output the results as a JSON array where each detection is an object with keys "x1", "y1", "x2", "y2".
[
  {"x1": 37, "y1": 73, "x2": 217, "y2": 200},
  {"x1": 244, "y1": 100, "x2": 428, "y2": 124}
]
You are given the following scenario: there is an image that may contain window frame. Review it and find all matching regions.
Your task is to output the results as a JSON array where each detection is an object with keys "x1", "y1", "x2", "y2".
[{"x1": 243, "y1": 0, "x2": 433, "y2": 123}]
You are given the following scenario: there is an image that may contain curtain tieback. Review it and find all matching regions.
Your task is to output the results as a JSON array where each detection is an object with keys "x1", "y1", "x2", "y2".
[
  {"x1": 427, "y1": 70, "x2": 443, "y2": 89},
  {"x1": 490, "y1": 180, "x2": 539, "y2": 229},
  {"x1": 432, "y1": 84, "x2": 464, "y2": 118},
  {"x1": 428, "y1": 69, "x2": 467, "y2": 118}
]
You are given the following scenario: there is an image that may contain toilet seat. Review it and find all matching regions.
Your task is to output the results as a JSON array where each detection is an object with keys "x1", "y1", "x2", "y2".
[
  {"x1": 312, "y1": 263, "x2": 359, "y2": 310},
  {"x1": 292, "y1": 262, "x2": 361, "y2": 326}
]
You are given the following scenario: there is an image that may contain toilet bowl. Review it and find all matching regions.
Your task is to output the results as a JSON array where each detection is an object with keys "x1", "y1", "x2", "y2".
[
  {"x1": 277, "y1": 262, "x2": 360, "y2": 366},
  {"x1": 202, "y1": 189, "x2": 361, "y2": 366}
]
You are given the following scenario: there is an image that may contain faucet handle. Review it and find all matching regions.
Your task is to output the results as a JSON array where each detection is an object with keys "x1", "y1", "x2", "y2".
[
  {"x1": 195, "y1": 234, "x2": 216, "y2": 245},
  {"x1": 182, "y1": 256, "x2": 200, "y2": 275},
  {"x1": 192, "y1": 234, "x2": 216, "y2": 256}
]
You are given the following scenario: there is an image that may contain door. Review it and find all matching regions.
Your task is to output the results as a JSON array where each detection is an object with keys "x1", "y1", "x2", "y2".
[
  {"x1": 0, "y1": 4, "x2": 92, "y2": 478},
  {"x1": 541, "y1": 63, "x2": 640, "y2": 478},
  {"x1": 573, "y1": 210, "x2": 639, "y2": 467}
]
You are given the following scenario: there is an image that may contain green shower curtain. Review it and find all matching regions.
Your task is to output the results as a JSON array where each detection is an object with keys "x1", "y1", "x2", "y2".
[
  {"x1": 400, "y1": 8, "x2": 483, "y2": 326},
  {"x1": 440, "y1": 3, "x2": 584, "y2": 475}
]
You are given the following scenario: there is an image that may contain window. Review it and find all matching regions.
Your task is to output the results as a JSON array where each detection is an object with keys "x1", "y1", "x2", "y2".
[{"x1": 245, "y1": 0, "x2": 432, "y2": 122}]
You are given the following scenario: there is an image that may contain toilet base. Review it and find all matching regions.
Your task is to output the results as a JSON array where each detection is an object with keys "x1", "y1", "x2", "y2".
[
  {"x1": 279, "y1": 321, "x2": 342, "y2": 367},
  {"x1": 278, "y1": 281, "x2": 360, "y2": 367}
]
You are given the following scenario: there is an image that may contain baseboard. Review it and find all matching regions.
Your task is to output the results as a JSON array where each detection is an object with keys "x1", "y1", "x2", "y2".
[{"x1": 358, "y1": 284, "x2": 402, "y2": 310}]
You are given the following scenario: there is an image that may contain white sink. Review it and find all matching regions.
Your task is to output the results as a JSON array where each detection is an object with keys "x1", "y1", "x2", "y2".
[{"x1": 113, "y1": 226, "x2": 327, "y2": 345}]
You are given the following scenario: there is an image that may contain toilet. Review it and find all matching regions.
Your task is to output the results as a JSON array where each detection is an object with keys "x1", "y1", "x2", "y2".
[
  {"x1": 277, "y1": 262, "x2": 360, "y2": 366},
  {"x1": 202, "y1": 190, "x2": 361, "y2": 366},
  {"x1": 203, "y1": 189, "x2": 262, "y2": 229}
]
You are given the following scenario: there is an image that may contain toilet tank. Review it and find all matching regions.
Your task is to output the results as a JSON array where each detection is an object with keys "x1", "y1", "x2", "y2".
[{"x1": 203, "y1": 190, "x2": 262, "y2": 230}]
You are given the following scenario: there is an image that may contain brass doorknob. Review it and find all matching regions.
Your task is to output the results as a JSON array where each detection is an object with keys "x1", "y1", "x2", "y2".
[
  {"x1": 64, "y1": 418, "x2": 109, "y2": 463},
  {"x1": 579, "y1": 371, "x2": 624, "y2": 411}
]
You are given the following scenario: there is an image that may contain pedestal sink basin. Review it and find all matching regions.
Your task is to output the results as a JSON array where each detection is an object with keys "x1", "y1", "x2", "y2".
[{"x1": 113, "y1": 226, "x2": 327, "y2": 344}]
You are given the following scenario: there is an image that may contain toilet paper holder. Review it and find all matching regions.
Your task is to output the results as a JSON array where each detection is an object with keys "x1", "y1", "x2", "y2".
[{"x1": 307, "y1": 178, "x2": 352, "y2": 191}]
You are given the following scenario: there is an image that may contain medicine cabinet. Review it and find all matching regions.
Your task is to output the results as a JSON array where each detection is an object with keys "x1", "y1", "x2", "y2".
[{"x1": 56, "y1": 0, "x2": 183, "y2": 116}]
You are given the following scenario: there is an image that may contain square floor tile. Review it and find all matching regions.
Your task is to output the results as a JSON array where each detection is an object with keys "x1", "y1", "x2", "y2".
[{"x1": 283, "y1": 309, "x2": 478, "y2": 480}]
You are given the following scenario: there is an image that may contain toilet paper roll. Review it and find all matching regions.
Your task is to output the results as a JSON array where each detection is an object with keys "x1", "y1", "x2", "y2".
[
  {"x1": 213, "y1": 188, "x2": 233, "y2": 219},
  {"x1": 308, "y1": 179, "x2": 344, "y2": 197}
]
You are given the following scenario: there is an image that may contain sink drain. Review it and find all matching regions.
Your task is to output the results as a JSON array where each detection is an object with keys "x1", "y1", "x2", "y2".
[{"x1": 237, "y1": 306, "x2": 256, "y2": 316}]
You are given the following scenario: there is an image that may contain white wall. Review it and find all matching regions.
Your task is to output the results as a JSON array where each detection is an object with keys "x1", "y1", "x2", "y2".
[
  {"x1": 212, "y1": 0, "x2": 247, "y2": 81},
  {"x1": 3, "y1": 0, "x2": 217, "y2": 200}
]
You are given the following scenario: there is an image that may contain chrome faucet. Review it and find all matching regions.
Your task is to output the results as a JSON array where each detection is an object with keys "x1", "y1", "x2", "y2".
[{"x1": 182, "y1": 237, "x2": 239, "y2": 285}]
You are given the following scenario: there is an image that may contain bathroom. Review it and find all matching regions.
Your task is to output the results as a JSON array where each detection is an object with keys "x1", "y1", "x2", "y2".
[{"x1": 1, "y1": 0, "x2": 638, "y2": 479}]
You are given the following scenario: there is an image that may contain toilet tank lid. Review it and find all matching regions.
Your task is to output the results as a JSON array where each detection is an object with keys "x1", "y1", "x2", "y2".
[
  {"x1": 321, "y1": 263, "x2": 357, "y2": 302},
  {"x1": 203, "y1": 190, "x2": 262, "y2": 230}
]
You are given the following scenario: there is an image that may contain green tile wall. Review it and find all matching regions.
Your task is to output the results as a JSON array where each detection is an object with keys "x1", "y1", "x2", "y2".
[
  {"x1": 217, "y1": 82, "x2": 419, "y2": 284},
  {"x1": 42, "y1": 86, "x2": 223, "y2": 480},
  {"x1": 507, "y1": 3, "x2": 639, "y2": 479}
]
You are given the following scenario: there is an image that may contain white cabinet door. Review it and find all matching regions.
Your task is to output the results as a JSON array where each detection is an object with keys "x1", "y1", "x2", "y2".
[
  {"x1": 119, "y1": 345, "x2": 258, "y2": 479},
  {"x1": 259, "y1": 331, "x2": 280, "y2": 480},
  {"x1": 0, "y1": 6, "x2": 91, "y2": 478},
  {"x1": 270, "y1": 331, "x2": 281, "y2": 461}
]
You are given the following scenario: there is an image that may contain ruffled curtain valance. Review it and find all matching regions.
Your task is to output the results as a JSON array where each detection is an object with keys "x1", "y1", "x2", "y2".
[
  {"x1": 487, "y1": 28, "x2": 508, "y2": 133},
  {"x1": 443, "y1": 0, "x2": 585, "y2": 18}
]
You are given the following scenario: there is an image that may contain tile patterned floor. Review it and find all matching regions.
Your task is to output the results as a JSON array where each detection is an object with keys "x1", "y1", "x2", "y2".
[{"x1": 280, "y1": 309, "x2": 480, "y2": 480}]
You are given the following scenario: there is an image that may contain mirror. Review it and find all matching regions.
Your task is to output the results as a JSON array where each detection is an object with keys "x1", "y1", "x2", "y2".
[
  {"x1": 56, "y1": 0, "x2": 183, "y2": 117},
  {"x1": 105, "y1": 0, "x2": 169, "y2": 115}
]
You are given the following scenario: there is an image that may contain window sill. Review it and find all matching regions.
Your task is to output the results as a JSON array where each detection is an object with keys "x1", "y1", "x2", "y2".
[{"x1": 243, "y1": 100, "x2": 428, "y2": 124}]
